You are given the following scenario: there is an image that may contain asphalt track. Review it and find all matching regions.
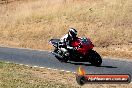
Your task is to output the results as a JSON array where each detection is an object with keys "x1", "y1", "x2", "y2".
[{"x1": 0, "y1": 47, "x2": 132, "y2": 78}]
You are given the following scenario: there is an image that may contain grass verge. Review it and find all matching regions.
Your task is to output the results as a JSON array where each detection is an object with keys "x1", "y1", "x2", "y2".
[
  {"x1": 0, "y1": 61, "x2": 132, "y2": 88},
  {"x1": 0, "y1": 61, "x2": 76, "y2": 88}
]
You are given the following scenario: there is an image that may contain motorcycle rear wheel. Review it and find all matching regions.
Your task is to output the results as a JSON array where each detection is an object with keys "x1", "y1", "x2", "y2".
[{"x1": 54, "y1": 48, "x2": 68, "y2": 62}]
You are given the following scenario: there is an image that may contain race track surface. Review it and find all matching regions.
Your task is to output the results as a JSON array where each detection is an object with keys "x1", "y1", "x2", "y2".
[{"x1": 0, "y1": 47, "x2": 132, "y2": 78}]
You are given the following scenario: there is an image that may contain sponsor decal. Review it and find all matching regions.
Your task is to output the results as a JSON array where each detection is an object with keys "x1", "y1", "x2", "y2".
[{"x1": 76, "y1": 66, "x2": 131, "y2": 85}]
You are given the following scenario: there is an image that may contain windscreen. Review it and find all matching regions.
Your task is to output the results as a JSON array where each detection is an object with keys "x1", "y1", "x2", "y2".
[{"x1": 80, "y1": 37, "x2": 91, "y2": 45}]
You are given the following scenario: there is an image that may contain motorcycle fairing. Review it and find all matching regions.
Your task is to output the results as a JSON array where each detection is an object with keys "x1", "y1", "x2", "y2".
[{"x1": 71, "y1": 37, "x2": 94, "y2": 55}]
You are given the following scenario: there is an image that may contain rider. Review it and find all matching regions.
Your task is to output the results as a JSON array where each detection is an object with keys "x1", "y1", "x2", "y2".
[{"x1": 60, "y1": 28, "x2": 78, "y2": 51}]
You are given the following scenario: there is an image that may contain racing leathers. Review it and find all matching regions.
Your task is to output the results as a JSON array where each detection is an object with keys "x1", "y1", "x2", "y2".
[
  {"x1": 60, "y1": 34, "x2": 74, "y2": 49},
  {"x1": 59, "y1": 34, "x2": 78, "y2": 55}
]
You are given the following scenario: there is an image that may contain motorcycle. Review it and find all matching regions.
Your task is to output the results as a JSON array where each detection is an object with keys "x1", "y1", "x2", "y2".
[{"x1": 50, "y1": 37, "x2": 102, "y2": 66}]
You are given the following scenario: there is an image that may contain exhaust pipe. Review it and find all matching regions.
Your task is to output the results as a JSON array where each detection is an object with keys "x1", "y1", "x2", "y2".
[{"x1": 51, "y1": 52, "x2": 63, "y2": 59}]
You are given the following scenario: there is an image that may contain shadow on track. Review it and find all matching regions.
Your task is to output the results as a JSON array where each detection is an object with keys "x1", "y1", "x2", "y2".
[{"x1": 67, "y1": 61, "x2": 117, "y2": 68}]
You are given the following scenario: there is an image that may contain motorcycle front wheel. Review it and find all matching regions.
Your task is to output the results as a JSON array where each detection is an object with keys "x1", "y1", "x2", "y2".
[{"x1": 88, "y1": 50, "x2": 102, "y2": 67}]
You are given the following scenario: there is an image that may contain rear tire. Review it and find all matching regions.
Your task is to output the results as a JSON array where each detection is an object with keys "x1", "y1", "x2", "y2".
[
  {"x1": 88, "y1": 50, "x2": 102, "y2": 66},
  {"x1": 55, "y1": 56, "x2": 68, "y2": 62},
  {"x1": 53, "y1": 48, "x2": 68, "y2": 63}
]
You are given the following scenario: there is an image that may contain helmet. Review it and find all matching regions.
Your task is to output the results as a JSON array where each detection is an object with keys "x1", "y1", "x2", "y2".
[{"x1": 68, "y1": 28, "x2": 77, "y2": 38}]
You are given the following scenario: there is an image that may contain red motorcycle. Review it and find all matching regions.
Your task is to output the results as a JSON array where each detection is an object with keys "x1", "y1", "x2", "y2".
[{"x1": 50, "y1": 37, "x2": 102, "y2": 66}]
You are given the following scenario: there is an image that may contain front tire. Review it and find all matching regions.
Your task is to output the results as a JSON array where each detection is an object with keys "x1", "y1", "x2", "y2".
[{"x1": 88, "y1": 50, "x2": 102, "y2": 66}]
